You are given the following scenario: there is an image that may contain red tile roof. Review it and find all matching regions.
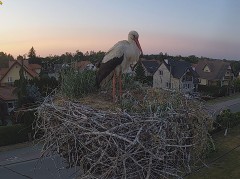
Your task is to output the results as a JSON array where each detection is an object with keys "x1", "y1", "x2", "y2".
[
  {"x1": 0, "y1": 86, "x2": 17, "y2": 101},
  {"x1": 73, "y1": 61, "x2": 91, "y2": 71},
  {"x1": 28, "y1": 64, "x2": 41, "y2": 70}
]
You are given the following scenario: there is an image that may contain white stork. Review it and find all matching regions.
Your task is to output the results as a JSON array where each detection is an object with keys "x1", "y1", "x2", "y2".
[{"x1": 96, "y1": 30, "x2": 143, "y2": 101}]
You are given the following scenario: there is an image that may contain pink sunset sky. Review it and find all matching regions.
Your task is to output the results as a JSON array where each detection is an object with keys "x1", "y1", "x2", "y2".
[{"x1": 1, "y1": 0, "x2": 240, "y2": 60}]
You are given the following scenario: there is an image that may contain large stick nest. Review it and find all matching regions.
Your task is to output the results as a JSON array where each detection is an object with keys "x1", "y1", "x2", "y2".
[{"x1": 35, "y1": 88, "x2": 212, "y2": 178}]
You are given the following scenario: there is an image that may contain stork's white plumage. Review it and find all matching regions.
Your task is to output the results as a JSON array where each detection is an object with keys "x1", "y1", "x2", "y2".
[{"x1": 96, "y1": 30, "x2": 143, "y2": 101}]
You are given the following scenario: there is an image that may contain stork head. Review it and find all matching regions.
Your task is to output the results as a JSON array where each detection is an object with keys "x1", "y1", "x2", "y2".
[{"x1": 128, "y1": 31, "x2": 143, "y2": 56}]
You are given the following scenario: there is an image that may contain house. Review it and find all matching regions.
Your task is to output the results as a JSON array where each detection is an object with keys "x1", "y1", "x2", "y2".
[
  {"x1": 141, "y1": 59, "x2": 160, "y2": 77},
  {"x1": 194, "y1": 59, "x2": 234, "y2": 86},
  {"x1": 236, "y1": 70, "x2": 240, "y2": 79},
  {"x1": 46, "y1": 64, "x2": 64, "y2": 80},
  {"x1": 0, "y1": 60, "x2": 40, "y2": 86},
  {"x1": 0, "y1": 86, "x2": 17, "y2": 115},
  {"x1": 28, "y1": 63, "x2": 41, "y2": 75},
  {"x1": 72, "y1": 61, "x2": 96, "y2": 71},
  {"x1": 153, "y1": 59, "x2": 198, "y2": 93}
]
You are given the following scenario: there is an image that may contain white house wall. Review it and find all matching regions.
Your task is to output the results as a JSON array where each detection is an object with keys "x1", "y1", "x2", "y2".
[{"x1": 153, "y1": 64, "x2": 180, "y2": 90}]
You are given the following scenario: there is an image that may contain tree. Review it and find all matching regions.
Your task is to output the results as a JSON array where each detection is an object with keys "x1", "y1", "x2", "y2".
[
  {"x1": 28, "y1": 47, "x2": 42, "y2": 65},
  {"x1": 28, "y1": 47, "x2": 36, "y2": 59},
  {"x1": 0, "y1": 52, "x2": 14, "y2": 68},
  {"x1": 233, "y1": 78, "x2": 240, "y2": 92},
  {"x1": 231, "y1": 61, "x2": 240, "y2": 77},
  {"x1": 17, "y1": 55, "x2": 24, "y2": 61},
  {"x1": 15, "y1": 60, "x2": 27, "y2": 107},
  {"x1": 134, "y1": 63, "x2": 147, "y2": 84}
]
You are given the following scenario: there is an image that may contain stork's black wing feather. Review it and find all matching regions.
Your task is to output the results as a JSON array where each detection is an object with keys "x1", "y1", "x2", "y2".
[{"x1": 96, "y1": 55, "x2": 124, "y2": 88}]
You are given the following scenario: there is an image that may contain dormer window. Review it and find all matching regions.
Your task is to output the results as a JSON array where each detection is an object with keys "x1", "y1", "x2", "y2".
[{"x1": 203, "y1": 65, "x2": 211, "y2": 72}]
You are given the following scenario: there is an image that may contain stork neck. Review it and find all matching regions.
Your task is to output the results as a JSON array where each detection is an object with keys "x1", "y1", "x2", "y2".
[{"x1": 128, "y1": 37, "x2": 135, "y2": 44}]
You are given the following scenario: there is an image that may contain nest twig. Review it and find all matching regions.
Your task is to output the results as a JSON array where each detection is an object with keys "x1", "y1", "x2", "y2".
[{"x1": 35, "y1": 89, "x2": 212, "y2": 178}]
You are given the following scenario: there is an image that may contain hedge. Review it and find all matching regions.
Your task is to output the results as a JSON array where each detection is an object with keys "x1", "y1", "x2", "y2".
[
  {"x1": 0, "y1": 124, "x2": 30, "y2": 147},
  {"x1": 211, "y1": 110, "x2": 240, "y2": 134},
  {"x1": 198, "y1": 85, "x2": 228, "y2": 97}
]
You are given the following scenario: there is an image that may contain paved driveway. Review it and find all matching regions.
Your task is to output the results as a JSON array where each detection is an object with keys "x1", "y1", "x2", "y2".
[{"x1": 0, "y1": 143, "x2": 80, "y2": 179}]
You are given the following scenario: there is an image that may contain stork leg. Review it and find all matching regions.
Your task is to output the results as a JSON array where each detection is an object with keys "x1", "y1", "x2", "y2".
[
  {"x1": 119, "y1": 71, "x2": 122, "y2": 99},
  {"x1": 112, "y1": 70, "x2": 116, "y2": 102}
]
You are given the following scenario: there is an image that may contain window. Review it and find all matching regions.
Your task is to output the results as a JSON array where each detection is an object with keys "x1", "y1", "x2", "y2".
[
  {"x1": 166, "y1": 82, "x2": 172, "y2": 89},
  {"x1": 8, "y1": 102, "x2": 13, "y2": 108},
  {"x1": 183, "y1": 84, "x2": 191, "y2": 89},
  {"x1": 8, "y1": 77, "x2": 13, "y2": 82},
  {"x1": 203, "y1": 65, "x2": 211, "y2": 72},
  {"x1": 159, "y1": 70, "x2": 163, "y2": 75}
]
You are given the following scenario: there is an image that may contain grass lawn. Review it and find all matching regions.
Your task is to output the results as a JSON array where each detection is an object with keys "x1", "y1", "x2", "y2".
[
  {"x1": 207, "y1": 93, "x2": 240, "y2": 105},
  {"x1": 186, "y1": 125, "x2": 240, "y2": 179}
]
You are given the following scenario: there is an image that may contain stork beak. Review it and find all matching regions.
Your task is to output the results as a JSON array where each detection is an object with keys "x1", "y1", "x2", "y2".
[{"x1": 134, "y1": 38, "x2": 143, "y2": 56}]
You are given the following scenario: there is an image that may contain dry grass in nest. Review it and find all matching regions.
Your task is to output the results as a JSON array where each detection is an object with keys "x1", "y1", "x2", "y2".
[{"x1": 35, "y1": 88, "x2": 213, "y2": 178}]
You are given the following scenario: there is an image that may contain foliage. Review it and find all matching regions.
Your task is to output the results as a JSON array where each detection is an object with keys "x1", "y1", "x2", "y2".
[
  {"x1": 230, "y1": 61, "x2": 240, "y2": 76},
  {"x1": 198, "y1": 85, "x2": 228, "y2": 97},
  {"x1": 28, "y1": 46, "x2": 36, "y2": 59},
  {"x1": 15, "y1": 62, "x2": 28, "y2": 107},
  {"x1": 214, "y1": 110, "x2": 240, "y2": 131},
  {"x1": 0, "y1": 124, "x2": 29, "y2": 146},
  {"x1": 143, "y1": 52, "x2": 200, "y2": 64},
  {"x1": 233, "y1": 78, "x2": 240, "y2": 92},
  {"x1": 25, "y1": 84, "x2": 43, "y2": 102},
  {"x1": 86, "y1": 50, "x2": 105, "y2": 63},
  {"x1": 29, "y1": 76, "x2": 59, "y2": 97},
  {"x1": 61, "y1": 69, "x2": 97, "y2": 99},
  {"x1": 0, "y1": 52, "x2": 14, "y2": 68},
  {"x1": 122, "y1": 74, "x2": 143, "y2": 90},
  {"x1": 27, "y1": 47, "x2": 42, "y2": 64},
  {"x1": 134, "y1": 63, "x2": 147, "y2": 84}
]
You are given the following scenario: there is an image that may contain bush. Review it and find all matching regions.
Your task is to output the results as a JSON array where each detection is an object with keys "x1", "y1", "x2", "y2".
[
  {"x1": 212, "y1": 110, "x2": 240, "y2": 133},
  {"x1": 61, "y1": 69, "x2": 97, "y2": 99},
  {"x1": 0, "y1": 124, "x2": 30, "y2": 146},
  {"x1": 198, "y1": 85, "x2": 228, "y2": 97}
]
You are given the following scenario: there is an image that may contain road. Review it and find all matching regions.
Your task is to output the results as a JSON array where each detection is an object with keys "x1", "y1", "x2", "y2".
[
  {"x1": 0, "y1": 143, "x2": 81, "y2": 179},
  {"x1": 208, "y1": 97, "x2": 240, "y2": 117}
]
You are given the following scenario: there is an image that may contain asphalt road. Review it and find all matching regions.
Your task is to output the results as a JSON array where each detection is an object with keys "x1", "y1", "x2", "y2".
[
  {"x1": 208, "y1": 97, "x2": 240, "y2": 117},
  {"x1": 0, "y1": 144, "x2": 81, "y2": 179}
]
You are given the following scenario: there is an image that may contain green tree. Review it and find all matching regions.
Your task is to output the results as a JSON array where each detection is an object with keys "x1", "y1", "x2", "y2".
[
  {"x1": 134, "y1": 63, "x2": 147, "y2": 84},
  {"x1": 15, "y1": 61, "x2": 27, "y2": 107},
  {"x1": 231, "y1": 61, "x2": 240, "y2": 76},
  {"x1": 28, "y1": 47, "x2": 36, "y2": 59},
  {"x1": 0, "y1": 52, "x2": 14, "y2": 68},
  {"x1": 233, "y1": 78, "x2": 240, "y2": 92},
  {"x1": 17, "y1": 55, "x2": 24, "y2": 61},
  {"x1": 28, "y1": 47, "x2": 42, "y2": 64}
]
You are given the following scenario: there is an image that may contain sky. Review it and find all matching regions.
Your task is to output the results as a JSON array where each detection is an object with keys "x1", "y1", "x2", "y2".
[{"x1": 0, "y1": 0, "x2": 240, "y2": 60}]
